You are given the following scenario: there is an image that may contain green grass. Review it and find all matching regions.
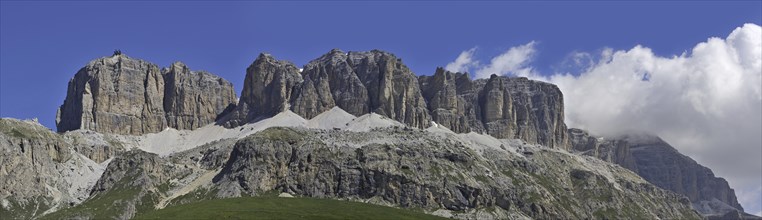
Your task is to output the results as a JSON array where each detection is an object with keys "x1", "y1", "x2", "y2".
[
  {"x1": 40, "y1": 186, "x2": 147, "y2": 219},
  {"x1": 41, "y1": 172, "x2": 160, "y2": 220},
  {"x1": 0, "y1": 197, "x2": 49, "y2": 219},
  {"x1": 135, "y1": 196, "x2": 449, "y2": 220}
]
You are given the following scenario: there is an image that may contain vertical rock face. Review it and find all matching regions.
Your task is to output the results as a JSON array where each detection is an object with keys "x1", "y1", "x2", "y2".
[
  {"x1": 56, "y1": 54, "x2": 237, "y2": 135},
  {"x1": 419, "y1": 68, "x2": 471, "y2": 133},
  {"x1": 568, "y1": 128, "x2": 744, "y2": 215},
  {"x1": 419, "y1": 69, "x2": 569, "y2": 149},
  {"x1": 345, "y1": 50, "x2": 431, "y2": 128},
  {"x1": 229, "y1": 49, "x2": 431, "y2": 128},
  {"x1": 291, "y1": 49, "x2": 365, "y2": 119},
  {"x1": 163, "y1": 62, "x2": 237, "y2": 130},
  {"x1": 292, "y1": 49, "x2": 431, "y2": 128},
  {"x1": 221, "y1": 50, "x2": 567, "y2": 148},
  {"x1": 57, "y1": 55, "x2": 167, "y2": 135},
  {"x1": 223, "y1": 53, "x2": 303, "y2": 127}
]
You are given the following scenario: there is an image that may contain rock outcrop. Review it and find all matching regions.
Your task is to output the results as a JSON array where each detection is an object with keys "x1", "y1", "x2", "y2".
[
  {"x1": 419, "y1": 68, "x2": 472, "y2": 133},
  {"x1": 227, "y1": 49, "x2": 431, "y2": 129},
  {"x1": 419, "y1": 68, "x2": 569, "y2": 149},
  {"x1": 162, "y1": 62, "x2": 238, "y2": 130},
  {"x1": 0, "y1": 119, "x2": 115, "y2": 219},
  {"x1": 223, "y1": 53, "x2": 303, "y2": 127},
  {"x1": 56, "y1": 54, "x2": 237, "y2": 135},
  {"x1": 292, "y1": 49, "x2": 430, "y2": 128},
  {"x1": 226, "y1": 52, "x2": 566, "y2": 149},
  {"x1": 568, "y1": 128, "x2": 637, "y2": 170},
  {"x1": 568, "y1": 128, "x2": 746, "y2": 216},
  {"x1": 210, "y1": 127, "x2": 699, "y2": 219}
]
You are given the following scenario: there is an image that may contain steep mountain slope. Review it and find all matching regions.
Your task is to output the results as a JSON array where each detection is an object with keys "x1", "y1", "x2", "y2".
[
  {"x1": 0, "y1": 119, "x2": 116, "y2": 219},
  {"x1": 210, "y1": 127, "x2": 699, "y2": 219},
  {"x1": 36, "y1": 124, "x2": 701, "y2": 219},
  {"x1": 568, "y1": 128, "x2": 756, "y2": 218}
]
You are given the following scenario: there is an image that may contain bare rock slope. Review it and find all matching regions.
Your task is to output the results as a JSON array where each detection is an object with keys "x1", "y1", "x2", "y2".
[{"x1": 568, "y1": 128, "x2": 752, "y2": 218}]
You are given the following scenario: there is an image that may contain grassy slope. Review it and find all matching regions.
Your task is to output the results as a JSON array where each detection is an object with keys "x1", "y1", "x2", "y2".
[{"x1": 136, "y1": 197, "x2": 449, "y2": 220}]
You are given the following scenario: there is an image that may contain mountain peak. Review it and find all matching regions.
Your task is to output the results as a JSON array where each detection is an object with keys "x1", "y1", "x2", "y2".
[{"x1": 56, "y1": 55, "x2": 237, "y2": 134}]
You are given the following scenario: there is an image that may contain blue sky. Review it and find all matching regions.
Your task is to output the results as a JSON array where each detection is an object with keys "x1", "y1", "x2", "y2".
[
  {"x1": 1, "y1": 1, "x2": 759, "y2": 128},
  {"x1": 1, "y1": 0, "x2": 761, "y2": 215}
]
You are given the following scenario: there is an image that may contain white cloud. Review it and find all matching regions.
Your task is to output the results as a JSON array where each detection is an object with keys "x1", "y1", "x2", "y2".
[
  {"x1": 548, "y1": 23, "x2": 762, "y2": 215},
  {"x1": 738, "y1": 186, "x2": 762, "y2": 216},
  {"x1": 446, "y1": 23, "x2": 762, "y2": 215},
  {"x1": 444, "y1": 47, "x2": 478, "y2": 73},
  {"x1": 447, "y1": 42, "x2": 538, "y2": 78},
  {"x1": 475, "y1": 41, "x2": 537, "y2": 79}
]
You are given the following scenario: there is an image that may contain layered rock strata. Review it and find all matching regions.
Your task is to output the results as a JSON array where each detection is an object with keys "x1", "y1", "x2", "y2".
[
  {"x1": 226, "y1": 49, "x2": 431, "y2": 129},
  {"x1": 56, "y1": 54, "x2": 237, "y2": 135},
  {"x1": 418, "y1": 68, "x2": 569, "y2": 149}
]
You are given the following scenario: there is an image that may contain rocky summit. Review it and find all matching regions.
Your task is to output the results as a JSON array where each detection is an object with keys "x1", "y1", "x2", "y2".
[
  {"x1": 419, "y1": 68, "x2": 569, "y2": 149},
  {"x1": 0, "y1": 49, "x2": 755, "y2": 220},
  {"x1": 224, "y1": 49, "x2": 431, "y2": 129},
  {"x1": 56, "y1": 54, "x2": 237, "y2": 135}
]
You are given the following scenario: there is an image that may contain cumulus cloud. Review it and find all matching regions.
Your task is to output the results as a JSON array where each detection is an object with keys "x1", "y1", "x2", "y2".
[
  {"x1": 549, "y1": 23, "x2": 762, "y2": 215},
  {"x1": 445, "y1": 47, "x2": 478, "y2": 73},
  {"x1": 475, "y1": 41, "x2": 538, "y2": 79},
  {"x1": 446, "y1": 23, "x2": 762, "y2": 214},
  {"x1": 446, "y1": 42, "x2": 538, "y2": 78}
]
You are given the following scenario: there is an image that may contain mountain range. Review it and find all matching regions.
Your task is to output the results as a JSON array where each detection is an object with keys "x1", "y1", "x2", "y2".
[{"x1": 1, "y1": 49, "x2": 757, "y2": 219}]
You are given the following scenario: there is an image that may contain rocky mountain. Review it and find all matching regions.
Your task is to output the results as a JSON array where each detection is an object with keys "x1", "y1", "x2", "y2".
[
  {"x1": 568, "y1": 128, "x2": 754, "y2": 218},
  {"x1": 419, "y1": 68, "x2": 569, "y2": 149},
  {"x1": 225, "y1": 51, "x2": 566, "y2": 149},
  {"x1": 0, "y1": 119, "x2": 117, "y2": 219},
  {"x1": 0, "y1": 50, "x2": 751, "y2": 220},
  {"x1": 56, "y1": 54, "x2": 237, "y2": 135},
  {"x1": 3, "y1": 117, "x2": 701, "y2": 219},
  {"x1": 222, "y1": 53, "x2": 303, "y2": 127},
  {"x1": 224, "y1": 49, "x2": 431, "y2": 129},
  {"x1": 208, "y1": 127, "x2": 698, "y2": 219}
]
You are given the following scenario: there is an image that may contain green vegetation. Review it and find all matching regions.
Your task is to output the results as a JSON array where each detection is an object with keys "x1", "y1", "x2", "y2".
[
  {"x1": 136, "y1": 196, "x2": 449, "y2": 220},
  {"x1": 256, "y1": 127, "x2": 302, "y2": 143},
  {"x1": 8, "y1": 128, "x2": 29, "y2": 139},
  {"x1": 167, "y1": 187, "x2": 220, "y2": 207},
  {"x1": 40, "y1": 186, "x2": 152, "y2": 219},
  {"x1": 593, "y1": 207, "x2": 617, "y2": 219},
  {"x1": 474, "y1": 175, "x2": 491, "y2": 183},
  {"x1": 0, "y1": 120, "x2": 40, "y2": 139},
  {"x1": 0, "y1": 197, "x2": 49, "y2": 219},
  {"x1": 41, "y1": 171, "x2": 159, "y2": 220}
]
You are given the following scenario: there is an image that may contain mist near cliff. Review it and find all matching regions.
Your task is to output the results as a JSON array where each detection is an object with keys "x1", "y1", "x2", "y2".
[{"x1": 447, "y1": 23, "x2": 762, "y2": 215}]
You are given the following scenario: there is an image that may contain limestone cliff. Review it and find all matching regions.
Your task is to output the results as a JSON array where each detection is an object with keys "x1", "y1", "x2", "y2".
[
  {"x1": 56, "y1": 54, "x2": 236, "y2": 135},
  {"x1": 419, "y1": 68, "x2": 569, "y2": 149},
  {"x1": 222, "y1": 53, "x2": 303, "y2": 127},
  {"x1": 292, "y1": 49, "x2": 431, "y2": 128}
]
